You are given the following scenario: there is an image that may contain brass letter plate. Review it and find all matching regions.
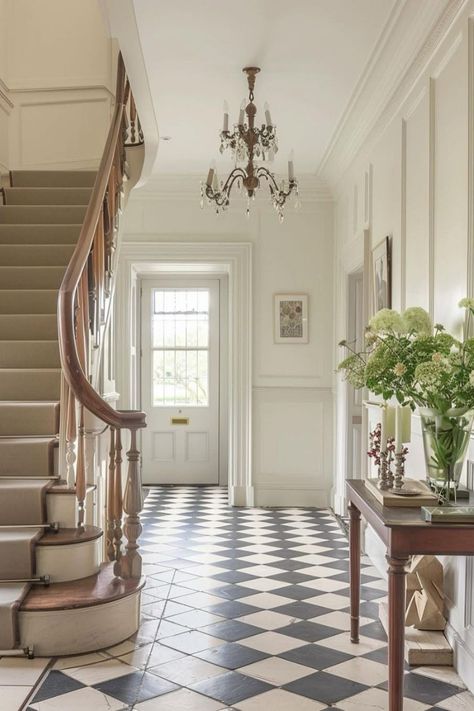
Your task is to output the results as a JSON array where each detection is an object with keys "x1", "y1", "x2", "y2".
[{"x1": 171, "y1": 417, "x2": 189, "y2": 425}]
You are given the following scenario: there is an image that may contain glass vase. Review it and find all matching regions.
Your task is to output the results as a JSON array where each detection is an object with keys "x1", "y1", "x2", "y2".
[{"x1": 419, "y1": 407, "x2": 474, "y2": 500}]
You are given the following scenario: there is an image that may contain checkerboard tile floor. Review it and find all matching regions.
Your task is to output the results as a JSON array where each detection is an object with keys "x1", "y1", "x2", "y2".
[{"x1": 24, "y1": 487, "x2": 474, "y2": 710}]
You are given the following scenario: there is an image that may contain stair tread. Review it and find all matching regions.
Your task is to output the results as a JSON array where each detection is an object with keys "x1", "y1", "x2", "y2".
[
  {"x1": 48, "y1": 483, "x2": 95, "y2": 495},
  {"x1": 21, "y1": 563, "x2": 144, "y2": 611},
  {"x1": 38, "y1": 525, "x2": 102, "y2": 546}
]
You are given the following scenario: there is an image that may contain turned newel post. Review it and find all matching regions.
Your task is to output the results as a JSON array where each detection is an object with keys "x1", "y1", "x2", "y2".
[{"x1": 117, "y1": 427, "x2": 143, "y2": 579}]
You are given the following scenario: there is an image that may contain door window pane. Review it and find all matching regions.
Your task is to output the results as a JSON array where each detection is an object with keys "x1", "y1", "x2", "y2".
[{"x1": 151, "y1": 288, "x2": 210, "y2": 406}]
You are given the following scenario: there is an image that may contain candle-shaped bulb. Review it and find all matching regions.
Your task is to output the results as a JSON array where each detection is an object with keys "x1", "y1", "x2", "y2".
[
  {"x1": 288, "y1": 149, "x2": 295, "y2": 182},
  {"x1": 264, "y1": 101, "x2": 272, "y2": 127},
  {"x1": 206, "y1": 160, "x2": 216, "y2": 188},
  {"x1": 238, "y1": 98, "x2": 246, "y2": 126},
  {"x1": 223, "y1": 100, "x2": 229, "y2": 132}
]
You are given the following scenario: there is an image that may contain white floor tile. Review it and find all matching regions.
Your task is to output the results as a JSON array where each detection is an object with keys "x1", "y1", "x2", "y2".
[
  {"x1": 61, "y1": 657, "x2": 137, "y2": 685},
  {"x1": 238, "y1": 610, "x2": 295, "y2": 630},
  {"x1": 325, "y1": 657, "x2": 388, "y2": 685},
  {"x1": 238, "y1": 656, "x2": 313, "y2": 685},
  {"x1": 0, "y1": 657, "x2": 49, "y2": 686},
  {"x1": 315, "y1": 632, "x2": 386, "y2": 656},
  {"x1": 337, "y1": 688, "x2": 430, "y2": 710},
  {"x1": 135, "y1": 688, "x2": 224, "y2": 710},
  {"x1": 239, "y1": 631, "x2": 305, "y2": 654},
  {"x1": 238, "y1": 592, "x2": 294, "y2": 609},
  {"x1": 235, "y1": 688, "x2": 326, "y2": 710}
]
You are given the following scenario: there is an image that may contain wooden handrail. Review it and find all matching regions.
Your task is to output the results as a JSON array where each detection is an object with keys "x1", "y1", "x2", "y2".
[
  {"x1": 57, "y1": 53, "x2": 145, "y2": 431},
  {"x1": 57, "y1": 52, "x2": 146, "y2": 578}
]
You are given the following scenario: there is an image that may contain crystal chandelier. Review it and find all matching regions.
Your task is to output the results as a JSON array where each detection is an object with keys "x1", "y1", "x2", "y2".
[{"x1": 201, "y1": 67, "x2": 300, "y2": 221}]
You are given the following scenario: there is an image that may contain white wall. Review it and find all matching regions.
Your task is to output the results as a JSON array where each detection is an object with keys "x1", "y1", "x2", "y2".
[
  {"x1": 0, "y1": 0, "x2": 113, "y2": 173},
  {"x1": 332, "y1": 0, "x2": 474, "y2": 692},
  {"x1": 119, "y1": 177, "x2": 334, "y2": 507}
]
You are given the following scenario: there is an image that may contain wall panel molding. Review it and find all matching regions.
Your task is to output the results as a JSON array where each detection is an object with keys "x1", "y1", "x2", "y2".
[{"x1": 324, "y1": 0, "x2": 467, "y2": 190}]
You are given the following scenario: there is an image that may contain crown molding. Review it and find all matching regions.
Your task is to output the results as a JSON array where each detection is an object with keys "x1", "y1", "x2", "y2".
[
  {"x1": 132, "y1": 173, "x2": 333, "y2": 204},
  {"x1": 318, "y1": 0, "x2": 467, "y2": 189}
]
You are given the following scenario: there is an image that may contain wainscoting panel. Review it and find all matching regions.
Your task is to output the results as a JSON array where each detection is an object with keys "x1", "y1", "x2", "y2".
[
  {"x1": 432, "y1": 33, "x2": 468, "y2": 331},
  {"x1": 404, "y1": 89, "x2": 430, "y2": 311},
  {"x1": 253, "y1": 386, "x2": 332, "y2": 507}
]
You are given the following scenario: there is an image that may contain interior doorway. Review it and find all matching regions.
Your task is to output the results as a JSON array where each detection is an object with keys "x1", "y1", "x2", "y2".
[{"x1": 140, "y1": 275, "x2": 227, "y2": 486}]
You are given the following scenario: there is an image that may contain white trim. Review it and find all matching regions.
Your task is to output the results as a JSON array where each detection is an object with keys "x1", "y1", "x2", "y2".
[
  {"x1": 116, "y1": 241, "x2": 253, "y2": 506},
  {"x1": 321, "y1": 0, "x2": 467, "y2": 189}
]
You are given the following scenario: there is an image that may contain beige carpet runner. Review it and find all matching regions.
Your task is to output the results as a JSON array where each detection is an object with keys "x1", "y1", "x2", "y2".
[{"x1": 0, "y1": 170, "x2": 94, "y2": 649}]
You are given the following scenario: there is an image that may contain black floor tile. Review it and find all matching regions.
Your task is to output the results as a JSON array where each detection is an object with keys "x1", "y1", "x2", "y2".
[
  {"x1": 93, "y1": 671, "x2": 178, "y2": 705},
  {"x1": 190, "y1": 670, "x2": 273, "y2": 705},
  {"x1": 30, "y1": 671, "x2": 85, "y2": 703},
  {"x1": 200, "y1": 619, "x2": 263, "y2": 642},
  {"x1": 280, "y1": 643, "x2": 353, "y2": 670},
  {"x1": 196, "y1": 641, "x2": 269, "y2": 669},
  {"x1": 284, "y1": 670, "x2": 368, "y2": 704},
  {"x1": 276, "y1": 620, "x2": 340, "y2": 642}
]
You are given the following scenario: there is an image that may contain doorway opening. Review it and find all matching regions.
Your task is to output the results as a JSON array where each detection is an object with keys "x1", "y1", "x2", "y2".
[
  {"x1": 140, "y1": 276, "x2": 228, "y2": 486},
  {"x1": 115, "y1": 242, "x2": 253, "y2": 506}
]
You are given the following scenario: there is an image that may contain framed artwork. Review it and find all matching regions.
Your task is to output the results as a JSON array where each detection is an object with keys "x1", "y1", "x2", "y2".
[
  {"x1": 372, "y1": 236, "x2": 391, "y2": 312},
  {"x1": 274, "y1": 293, "x2": 309, "y2": 343}
]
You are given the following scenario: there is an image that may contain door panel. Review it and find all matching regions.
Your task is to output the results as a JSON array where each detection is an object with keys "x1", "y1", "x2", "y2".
[{"x1": 141, "y1": 279, "x2": 220, "y2": 484}]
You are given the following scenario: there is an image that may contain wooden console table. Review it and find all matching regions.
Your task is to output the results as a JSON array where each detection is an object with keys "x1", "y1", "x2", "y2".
[{"x1": 346, "y1": 479, "x2": 474, "y2": 711}]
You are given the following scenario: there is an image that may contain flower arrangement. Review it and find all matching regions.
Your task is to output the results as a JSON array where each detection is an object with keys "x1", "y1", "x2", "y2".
[
  {"x1": 338, "y1": 302, "x2": 474, "y2": 412},
  {"x1": 338, "y1": 300, "x2": 474, "y2": 497}
]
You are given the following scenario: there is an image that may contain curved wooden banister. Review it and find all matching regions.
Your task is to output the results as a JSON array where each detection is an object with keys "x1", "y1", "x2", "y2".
[
  {"x1": 57, "y1": 52, "x2": 145, "y2": 578},
  {"x1": 58, "y1": 54, "x2": 145, "y2": 431}
]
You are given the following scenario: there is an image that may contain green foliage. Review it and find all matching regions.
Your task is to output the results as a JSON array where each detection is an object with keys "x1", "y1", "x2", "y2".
[{"x1": 337, "y1": 302, "x2": 474, "y2": 414}]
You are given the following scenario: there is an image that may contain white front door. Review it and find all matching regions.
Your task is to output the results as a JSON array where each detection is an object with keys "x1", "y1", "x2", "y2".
[{"x1": 141, "y1": 278, "x2": 220, "y2": 484}]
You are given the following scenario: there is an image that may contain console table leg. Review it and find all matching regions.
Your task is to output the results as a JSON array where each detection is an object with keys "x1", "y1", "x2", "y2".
[
  {"x1": 349, "y1": 502, "x2": 361, "y2": 643},
  {"x1": 387, "y1": 555, "x2": 409, "y2": 711}
]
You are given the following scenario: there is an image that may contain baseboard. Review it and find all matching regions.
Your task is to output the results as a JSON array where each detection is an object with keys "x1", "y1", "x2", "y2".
[
  {"x1": 229, "y1": 485, "x2": 254, "y2": 507},
  {"x1": 254, "y1": 487, "x2": 329, "y2": 508},
  {"x1": 364, "y1": 525, "x2": 388, "y2": 579},
  {"x1": 445, "y1": 622, "x2": 474, "y2": 694}
]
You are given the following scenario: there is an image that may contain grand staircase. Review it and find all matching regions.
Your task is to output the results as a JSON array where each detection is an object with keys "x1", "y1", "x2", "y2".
[{"x1": 0, "y1": 54, "x2": 146, "y2": 658}]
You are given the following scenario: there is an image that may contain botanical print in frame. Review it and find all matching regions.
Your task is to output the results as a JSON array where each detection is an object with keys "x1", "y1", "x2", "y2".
[
  {"x1": 274, "y1": 294, "x2": 309, "y2": 343},
  {"x1": 372, "y1": 236, "x2": 391, "y2": 312}
]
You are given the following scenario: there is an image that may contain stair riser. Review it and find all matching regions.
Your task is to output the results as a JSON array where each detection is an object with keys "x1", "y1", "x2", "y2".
[
  {"x1": 10, "y1": 170, "x2": 96, "y2": 188},
  {"x1": 19, "y1": 592, "x2": 141, "y2": 656},
  {"x1": 36, "y1": 539, "x2": 101, "y2": 583},
  {"x1": 0, "y1": 440, "x2": 55, "y2": 478},
  {"x1": 0, "y1": 403, "x2": 58, "y2": 436},
  {"x1": 0, "y1": 342, "x2": 59, "y2": 369},
  {"x1": 0, "y1": 292, "x2": 57, "y2": 314},
  {"x1": 3, "y1": 188, "x2": 92, "y2": 206},
  {"x1": 0, "y1": 246, "x2": 74, "y2": 266},
  {"x1": 0, "y1": 225, "x2": 81, "y2": 244},
  {"x1": 0, "y1": 206, "x2": 86, "y2": 224},
  {"x1": 0, "y1": 371, "x2": 61, "y2": 400},
  {"x1": 46, "y1": 489, "x2": 94, "y2": 529},
  {"x1": 0, "y1": 315, "x2": 57, "y2": 339},
  {"x1": 0, "y1": 267, "x2": 65, "y2": 289}
]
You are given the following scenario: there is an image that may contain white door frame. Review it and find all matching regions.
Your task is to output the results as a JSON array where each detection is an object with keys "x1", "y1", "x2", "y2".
[{"x1": 115, "y1": 241, "x2": 253, "y2": 506}]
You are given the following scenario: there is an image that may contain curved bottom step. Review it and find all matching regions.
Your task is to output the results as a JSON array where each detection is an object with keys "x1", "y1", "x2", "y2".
[{"x1": 19, "y1": 563, "x2": 144, "y2": 656}]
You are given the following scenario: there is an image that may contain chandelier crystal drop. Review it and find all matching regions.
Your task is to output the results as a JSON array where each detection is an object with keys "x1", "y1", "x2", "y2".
[{"x1": 200, "y1": 67, "x2": 300, "y2": 222}]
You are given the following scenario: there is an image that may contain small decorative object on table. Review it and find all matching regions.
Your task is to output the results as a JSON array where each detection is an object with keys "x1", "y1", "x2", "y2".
[
  {"x1": 366, "y1": 402, "x2": 411, "y2": 491},
  {"x1": 339, "y1": 300, "x2": 474, "y2": 503},
  {"x1": 422, "y1": 506, "x2": 474, "y2": 523}
]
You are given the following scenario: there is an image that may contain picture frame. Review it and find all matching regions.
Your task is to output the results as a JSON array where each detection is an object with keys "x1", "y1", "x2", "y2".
[
  {"x1": 274, "y1": 293, "x2": 309, "y2": 343},
  {"x1": 372, "y1": 236, "x2": 391, "y2": 312}
]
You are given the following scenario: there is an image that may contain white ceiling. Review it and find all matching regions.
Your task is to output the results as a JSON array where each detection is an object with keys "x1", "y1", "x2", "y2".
[{"x1": 133, "y1": 0, "x2": 396, "y2": 178}]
